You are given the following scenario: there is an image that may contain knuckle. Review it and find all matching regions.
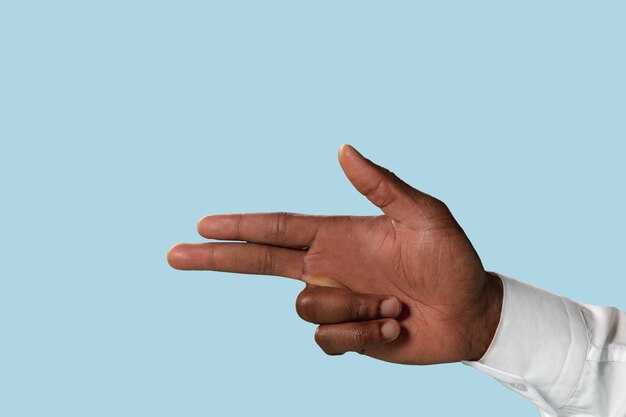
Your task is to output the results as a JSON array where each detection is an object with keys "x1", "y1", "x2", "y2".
[
  {"x1": 366, "y1": 178, "x2": 395, "y2": 209},
  {"x1": 411, "y1": 193, "x2": 452, "y2": 220},
  {"x1": 429, "y1": 198, "x2": 453, "y2": 221},
  {"x1": 208, "y1": 245, "x2": 218, "y2": 270},
  {"x1": 432, "y1": 197, "x2": 449, "y2": 212},
  {"x1": 274, "y1": 212, "x2": 290, "y2": 244},
  {"x1": 353, "y1": 326, "x2": 371, "y2": 348},
  {"x1": 236, "y1": 213, "x2": 244, "y2": 237},
  {"x1": 256, "y1": 246, "x2": 274, "y2": 275},
  {"x1": 348, "y1": 298, "x2": 368, "y2": 320}
]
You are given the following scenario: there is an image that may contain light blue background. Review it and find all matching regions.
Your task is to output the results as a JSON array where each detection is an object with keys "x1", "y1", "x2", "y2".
[{"x1": 1, "y1": 1, "x2": 624, "y2": 416}]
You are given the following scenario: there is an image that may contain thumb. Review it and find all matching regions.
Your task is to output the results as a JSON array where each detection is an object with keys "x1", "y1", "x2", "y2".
[{"x1": 338, "y1": 144, "x2": 433, "y2": 223}]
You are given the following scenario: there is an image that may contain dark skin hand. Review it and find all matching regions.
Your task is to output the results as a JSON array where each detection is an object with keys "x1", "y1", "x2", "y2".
[{"x1": 168, "y1": 144, "x2": 503, "y2": 364}]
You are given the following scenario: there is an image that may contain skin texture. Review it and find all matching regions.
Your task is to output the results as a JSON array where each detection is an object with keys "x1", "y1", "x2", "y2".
[{"x1": 168, "y1": 144, "x2": 503, "y2": 365}]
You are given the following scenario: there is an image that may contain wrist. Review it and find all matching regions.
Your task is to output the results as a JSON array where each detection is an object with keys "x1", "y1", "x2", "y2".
[{"x1": 465, "y1": 271, "x2": 504, "y2": 361}]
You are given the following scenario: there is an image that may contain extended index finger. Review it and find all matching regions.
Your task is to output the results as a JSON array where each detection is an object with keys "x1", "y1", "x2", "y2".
[{"x1": 197, "y1": 212, "x2": 323, "y2": 248}]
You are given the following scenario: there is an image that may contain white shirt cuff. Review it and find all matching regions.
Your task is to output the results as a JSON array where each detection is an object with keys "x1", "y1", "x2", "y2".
[{"x1": 461, "y1": 272, "x2": 589, "y2": 415}]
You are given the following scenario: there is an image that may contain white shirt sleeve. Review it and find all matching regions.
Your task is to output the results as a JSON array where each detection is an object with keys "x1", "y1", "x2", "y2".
[{"x1": 461, "y1": 272, "x2": 626, "y2": 417}]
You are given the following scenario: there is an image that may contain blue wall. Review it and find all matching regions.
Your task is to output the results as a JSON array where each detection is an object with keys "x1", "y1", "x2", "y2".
[{"x1": 1, "y1": 2, "x2": 624, "y2": 416}]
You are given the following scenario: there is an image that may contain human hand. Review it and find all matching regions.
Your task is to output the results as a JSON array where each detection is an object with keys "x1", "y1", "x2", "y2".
[{"x1": 167, "y1": 144, "x2": 503, "y2": 365}]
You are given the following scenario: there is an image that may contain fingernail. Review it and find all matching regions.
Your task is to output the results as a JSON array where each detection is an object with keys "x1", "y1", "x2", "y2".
[
  {"x1": 340, "y1": 144, "x2": 361, "y2": 158},
  {"x1": 380, "y1": 298, "x2": 400, "y2": 317},
  {"x1": 381, "y1": 321, "x2": 398, "y2": 340}
]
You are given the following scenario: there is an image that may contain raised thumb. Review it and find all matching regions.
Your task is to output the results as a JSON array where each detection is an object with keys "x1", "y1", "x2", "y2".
[{"x1": 338, "y1": 144, "x2": 430, "y2": 223}]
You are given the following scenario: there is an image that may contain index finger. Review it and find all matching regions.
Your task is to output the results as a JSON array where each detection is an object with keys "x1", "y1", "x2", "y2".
[{"x1": 197, "y1": 212, "x2": 323, "y2": 248}]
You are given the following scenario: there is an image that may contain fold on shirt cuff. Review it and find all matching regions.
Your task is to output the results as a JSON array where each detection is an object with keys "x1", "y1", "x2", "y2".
[{"x1": 461, "y1": 272, "x2": 589, "y2": 413}]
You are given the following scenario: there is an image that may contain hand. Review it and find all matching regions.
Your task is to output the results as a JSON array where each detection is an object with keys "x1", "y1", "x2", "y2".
[{"x1": 167, "y1": 144, "x2": 503, "y2": 365}]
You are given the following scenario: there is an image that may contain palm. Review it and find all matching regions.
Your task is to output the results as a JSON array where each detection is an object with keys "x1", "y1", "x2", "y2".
[{"x1": 302, "y1": 211, "x2": 486, "y2": 364}]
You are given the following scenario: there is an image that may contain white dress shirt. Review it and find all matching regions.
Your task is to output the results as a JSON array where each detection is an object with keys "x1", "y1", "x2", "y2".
[{"x1": 462, "y1": 272, "x2": 626, "y2": 417}]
